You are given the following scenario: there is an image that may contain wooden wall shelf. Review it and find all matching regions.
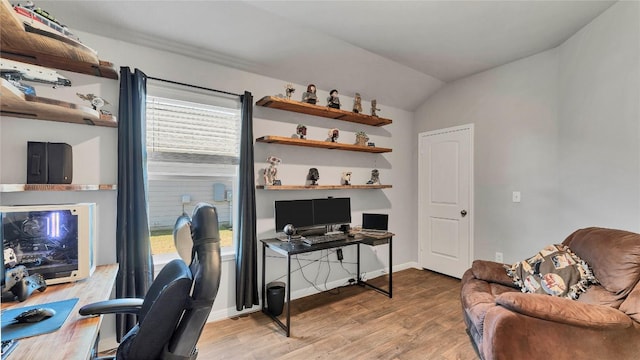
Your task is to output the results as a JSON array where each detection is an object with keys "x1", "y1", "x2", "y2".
[
  {"x1": 256, "y1": 135, "x2": 392, "y2": 153},
  {"x1": 256, "y1": 96, "x2": 392, "y2": 127},
  {"x1": 1, "y1": 79, "x2": 117, "y2": 127},
  {"x1": 0, "y1": 184, "x2": 117, "y2": 192},
  {"x1": 0, "y1": 0, "x2": 118, "y2": 79},
  {"x1": 257, "y1": 184, "x2": 392, "y2": 190}
]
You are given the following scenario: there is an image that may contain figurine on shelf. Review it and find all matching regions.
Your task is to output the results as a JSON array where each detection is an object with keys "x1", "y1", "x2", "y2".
[
  {"x1": 77, "y1": 93, "x2": 110, "y2": 110},
  {"x1": 341, "y1": 171, "x2": 352, "y2": 186},
  {"x1": 285, "y1": 84, "x2": 295, "y2": 100},
  {"x1": 355, "y1": 131, "x2": 369, "y2": 146},
  {"x1": 327, "y1": 128, "x2": 339, "y2": 143},
  {"x1": 294, "y1": 124, "x2": 307, "y2": 139},
  {"x1": 302, "y1": 84, "x2": 317, "y2": 105},
  {"x1": 371, "y1": 99, "x2": 381, "y2": 117},
  {"x1": 327, "y1": 89, "x2": 340, "y2": 109},
  {"x1": 366, "y1": 169, "x2": 381, "y2": 185},
  {"x1": 264, "y1": 155, "x2": 282, "y2": 186},
  {"x1": 353, "y1": 93, "x2": 363, "y2": 113},
  {"x1": 307, "y1": 168, "x2": 320, "y2": 185}
]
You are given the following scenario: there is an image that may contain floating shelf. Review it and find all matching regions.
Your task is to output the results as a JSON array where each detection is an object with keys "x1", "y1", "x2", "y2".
[
  {"x1": 1, "y1": 79, "x2": 117, "y2": 127},
  {"x1": 0, "y1": 184, "x2": 117, "y2": 192},
  {"x1": 256, "y1": 135, "x2": 392, "y2": 153},
  {"x1": 257, "y1": 184, "x2": 392, "y2": 190},
  {"x1": 0, "y1": 0, "x2": 118, "y2": 79},
  {"x1": 256, "y1": 96, "x2": 392, "y2": 127}
]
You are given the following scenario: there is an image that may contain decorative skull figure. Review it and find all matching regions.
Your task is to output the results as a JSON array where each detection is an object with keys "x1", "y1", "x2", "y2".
[{"x1": 341, "y1": 171, "x2": 352, "y2": 186}]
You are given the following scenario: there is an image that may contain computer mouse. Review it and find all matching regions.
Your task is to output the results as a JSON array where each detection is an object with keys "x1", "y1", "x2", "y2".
[{"x1": 13, "y1": 307, "x2": 56, "y2": 323}]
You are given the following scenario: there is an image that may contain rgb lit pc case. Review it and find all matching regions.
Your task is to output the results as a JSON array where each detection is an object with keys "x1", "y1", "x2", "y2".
[{"x1": 1, "y1": 203, "x2": 96, "y2": 285}]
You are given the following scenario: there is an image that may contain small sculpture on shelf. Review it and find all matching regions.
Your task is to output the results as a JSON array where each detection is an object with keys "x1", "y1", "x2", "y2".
[
  {"x1": 302, "y1": 84, "x2": 317, "y2": 105},
  {"x1": 353, "y1": 92, "x2": 363, "y2": 113},
  {"x1": 355, "y1": 131, "x2": 369, "y2": 146},
  {"x1": 264, "y1": 155, "x2": 282, "y2": 186},
  {"x1": 294, "y1": 124, "x2": 307, "y2": 139},
  {"x1": 285, "y1": 84, "x2": 295, "y2": 100},
  {"x1": 341, "y1": 171, "x2": 352, "y2": 186},
  {"x1": 77, "y1": 93, "x2": 110, "y2": 110},
  {"x1": 327, "y1": 128, "x2": 340, "y2": 143},
  {"x1": 366, "y1": 169, "x2": 381, "y2": 185},
  {"x1": 371, "y1": 99, "x2": 381, "y2": 117},
  {"x1": 327, "y1": 89, "x2": 340, "y2": 109},
  {"x1": 307, "y1": 167, "x2": 320, "y2": 185}
]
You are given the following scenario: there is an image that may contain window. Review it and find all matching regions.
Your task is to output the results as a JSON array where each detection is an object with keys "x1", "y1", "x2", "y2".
[{"x1": 145, "y1": 81, "x2": 241, "y2": 261}]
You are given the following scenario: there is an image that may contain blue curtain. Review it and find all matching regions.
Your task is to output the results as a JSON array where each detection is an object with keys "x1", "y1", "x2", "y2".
[
  {"x1": 116, "y1": 67, "x2": 153, "y2": 340},
  {"x1": 235, "y1": 91, "x2": 259, "y2": 310}
]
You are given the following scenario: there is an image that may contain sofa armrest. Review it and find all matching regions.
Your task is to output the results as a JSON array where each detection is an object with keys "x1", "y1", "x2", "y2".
[
  {"x1": 496, "y1": 292, "x2": 633, "y2": 329},
  {"x1": 471, "y1": 260, "x2": 516, "y2": 288}
]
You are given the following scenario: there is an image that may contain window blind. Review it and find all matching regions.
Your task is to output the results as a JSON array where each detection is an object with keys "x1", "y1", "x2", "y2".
[{"x1": 146, "y1": 96, "x2": 241, "y2": 164}]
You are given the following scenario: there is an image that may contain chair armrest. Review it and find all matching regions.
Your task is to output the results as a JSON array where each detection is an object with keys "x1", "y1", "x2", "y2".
[
  {"x1": 496, "y1": 292, "x2": 633, "y2": 329},
  {"x1": 78, "y1": 298, "x2": 144, "y2": 316}
]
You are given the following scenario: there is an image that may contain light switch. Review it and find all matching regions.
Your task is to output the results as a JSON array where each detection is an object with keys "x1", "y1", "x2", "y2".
[{"x1": 512, "y1": 191, "x2": 521, "y2": 203}]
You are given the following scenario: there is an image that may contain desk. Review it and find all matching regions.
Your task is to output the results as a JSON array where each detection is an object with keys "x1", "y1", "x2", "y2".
[
  {"x1": 1, "y1": 264, "x2": 118, "y2": 359},
  {"x1": 261, "y1": 233, "x2": 392, "y2": 337}
]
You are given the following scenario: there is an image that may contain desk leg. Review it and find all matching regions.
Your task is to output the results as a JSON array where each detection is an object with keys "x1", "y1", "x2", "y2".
[
  {"x1": 356, "y1": 240, "x2": 392, "y2": 298},
  {"x1": 357, "y1": 243, "x2": 361, "y2": 281},
  {"x1": 286, "y1": 254, "x2": 291, "y2": 337},
  {"x1": 261, "y1": 242, "x2": 266, "y2": 312},
  {"x1": 389, "y1": 237, "x2": 393, "y2": 298}
]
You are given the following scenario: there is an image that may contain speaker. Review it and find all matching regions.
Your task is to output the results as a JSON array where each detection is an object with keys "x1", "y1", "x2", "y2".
[
  {"x1": 27, "y1": 141, "x2": 48, "y2": 184},
  {"x1": 26, "y1": 142, "x2": 72, "y2": 184},
  {"x1": 48, "y1": 143, "x2": 73, "y2": 184}
]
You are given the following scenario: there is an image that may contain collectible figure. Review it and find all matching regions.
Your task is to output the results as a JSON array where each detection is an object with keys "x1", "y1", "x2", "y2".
[
  {"x1": 302, "y1": 84, "x2": 318, "y2": 104},
  {"x1": 341, "y1": 171, "x2": 352, "y2": 186},
  {"x1": 285, "y1": 84, "x2": 295, "y2": 100},
  {"x1": 327, "y1": 89, "x2": 340, "y2": 109},
  {"x1": 264, "y1": 155, "x2": 282, "y2": 185},
  {"x1": 371, "y1": 99, "x2": 381, "y2": 117},
  {"x1": 295, "y1": 124, "x2": 307, "y2": 139},
  {"x1": 307, "y1": 168, "x2": 320, "y2": 185},
  {"x1": 353, "y1": 93, "x2": 363, "y2": 113},
  {"x1": 77, "y1": 93, "x2": 109, "y2": 110},
  {"x1": 355, "y1": 131, "x2": 369, "y2": 146},
  {"x1": 327, "y1": 128, "x2": 340, "y2": 143},
  {"x1": 367, "y1": 169, "x2": 381, "y2": 185}
]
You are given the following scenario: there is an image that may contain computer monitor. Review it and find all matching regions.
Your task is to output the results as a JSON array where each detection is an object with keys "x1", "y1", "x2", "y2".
[
  {"x1": 312, "y1": 197, "x2": 351, "y2": 227},
  {"x1": 274, "y1": 199, "x2": 314, "y2": 233},
  {"x1": 362, "y1": 213, "x2": 389, "y2": 231}
]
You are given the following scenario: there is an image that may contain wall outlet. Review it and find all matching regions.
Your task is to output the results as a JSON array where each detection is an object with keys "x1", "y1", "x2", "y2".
[
  {"x1": 495, "y1": 252, "x2": 504, "y2": 263},
  {"x1": 512, "y1": 191, "x2": 521, "y2": 203}
]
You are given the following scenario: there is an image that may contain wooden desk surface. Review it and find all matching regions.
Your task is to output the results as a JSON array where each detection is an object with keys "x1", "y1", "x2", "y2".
[{"x1": 2, "y1": 264, "x2": 118, "y2": 360}]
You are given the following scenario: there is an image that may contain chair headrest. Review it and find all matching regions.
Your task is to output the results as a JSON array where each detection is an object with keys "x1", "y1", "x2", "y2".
[
  {"x1": 173, "y1": 212, "x2": 192, "y2": 263},
  {"x1": 191, "y1": 203, "x2": 221, "y2": 247}
]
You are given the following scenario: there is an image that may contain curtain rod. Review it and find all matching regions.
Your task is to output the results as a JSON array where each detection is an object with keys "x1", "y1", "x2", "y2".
[{"x1": 146, "y1": 76, "x2": 242, "y2": 98}]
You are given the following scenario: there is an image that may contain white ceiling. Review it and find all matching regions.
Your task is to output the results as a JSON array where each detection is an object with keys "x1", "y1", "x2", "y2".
[{"x1": 38, "y1": 0, "x2": 615, "y2": 110}]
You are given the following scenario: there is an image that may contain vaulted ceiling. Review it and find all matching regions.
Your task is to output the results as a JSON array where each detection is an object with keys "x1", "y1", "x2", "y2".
[{"x1": 39, "y1": 0, "x2": 615, "y2": 110}]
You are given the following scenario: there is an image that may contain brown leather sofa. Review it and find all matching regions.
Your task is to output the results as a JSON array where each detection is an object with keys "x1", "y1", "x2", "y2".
[{"x1": 461, "y1": 227, "x2": 640, "y2": 360}]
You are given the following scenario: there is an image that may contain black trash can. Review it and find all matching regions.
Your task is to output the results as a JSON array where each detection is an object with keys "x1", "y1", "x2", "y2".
[{"x1": 266, "y1": 281, "x2": 285, "y2": 316}]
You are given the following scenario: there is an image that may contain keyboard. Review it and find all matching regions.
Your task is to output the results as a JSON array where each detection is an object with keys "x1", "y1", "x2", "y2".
[{"x1": 302, "y1": 233, "x2": 348, "y2": 245}]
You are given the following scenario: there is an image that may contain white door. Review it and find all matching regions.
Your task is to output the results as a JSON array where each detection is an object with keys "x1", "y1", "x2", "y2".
[{"x1": 418, "y1": 124, "x2": 473, "y2": 279}]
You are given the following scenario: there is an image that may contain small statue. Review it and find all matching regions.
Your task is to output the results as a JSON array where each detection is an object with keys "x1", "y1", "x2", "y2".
[
  {"x1": 353, "y1": 93, "x2": 363, "y2": 113},
  {"x1": 355, "y1": 131, "x2": 369, "y2": 146},
  {"x1": 285, "y1": 84, "x2": 295, "y2": 100},
  {"x1": 302, "y1": 84, "x2": 317, "y2": 105},
  {"x1": 327, "y1": 89, "x2": 340, "y2": 109},
  {"x1": 366, "y1": 169, "x2": 380, "y2": 185},
  {"x1": 264, "y1": 155, "x2": 282, "y2": 185},
  {"x1": 341, "y1": 171, "x2": 352, "y2": 186},
  {"x1": 295, "y1": 124, "x2": 307, "y2": 139},
  {"x1": 307, "y1": 168, "x2": 320, "y2": 185},
  {"x1": 77, "y1": 93, "x2": 110, "y2": 110},
  {"x1": 371, "y1": 99, "x2": 381, "y2": 117},
  {"x1": 327, "y1": 128, "x2": 339, "y2": 143}
]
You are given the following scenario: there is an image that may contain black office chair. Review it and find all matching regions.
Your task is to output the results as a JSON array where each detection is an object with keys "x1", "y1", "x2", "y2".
[{"x1": 79, "y1": 203, "x2": 222, "y2": 360}]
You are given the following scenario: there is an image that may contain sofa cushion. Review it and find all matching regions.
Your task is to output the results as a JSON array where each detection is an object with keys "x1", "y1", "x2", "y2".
[
  {"x1": 505, "y1": 244, "x2": 598, "y2": 299},
  {"x1": 562, "y1": 227, "x2": 640, "y2": 300}
]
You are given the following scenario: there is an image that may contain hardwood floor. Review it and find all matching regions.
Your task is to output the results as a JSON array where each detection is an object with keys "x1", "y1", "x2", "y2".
[{"x1": 197, "y1": 268, "x2": 478, "y2": 359}]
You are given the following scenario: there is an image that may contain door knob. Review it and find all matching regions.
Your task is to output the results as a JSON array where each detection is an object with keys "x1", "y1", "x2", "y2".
[{"x1": 461, "y1": 210, "x2": 467, "y2": 217}]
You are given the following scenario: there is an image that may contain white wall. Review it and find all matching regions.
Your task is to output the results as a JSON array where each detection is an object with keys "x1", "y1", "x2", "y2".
[{"x1": 414, "y1": 1, "x2": 640, "y2": 264}]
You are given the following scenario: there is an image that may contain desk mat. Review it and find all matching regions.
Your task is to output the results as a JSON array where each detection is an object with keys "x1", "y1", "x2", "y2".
[{"x1": 1, "y1": 298, "x2": 79, "y2": 341}]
